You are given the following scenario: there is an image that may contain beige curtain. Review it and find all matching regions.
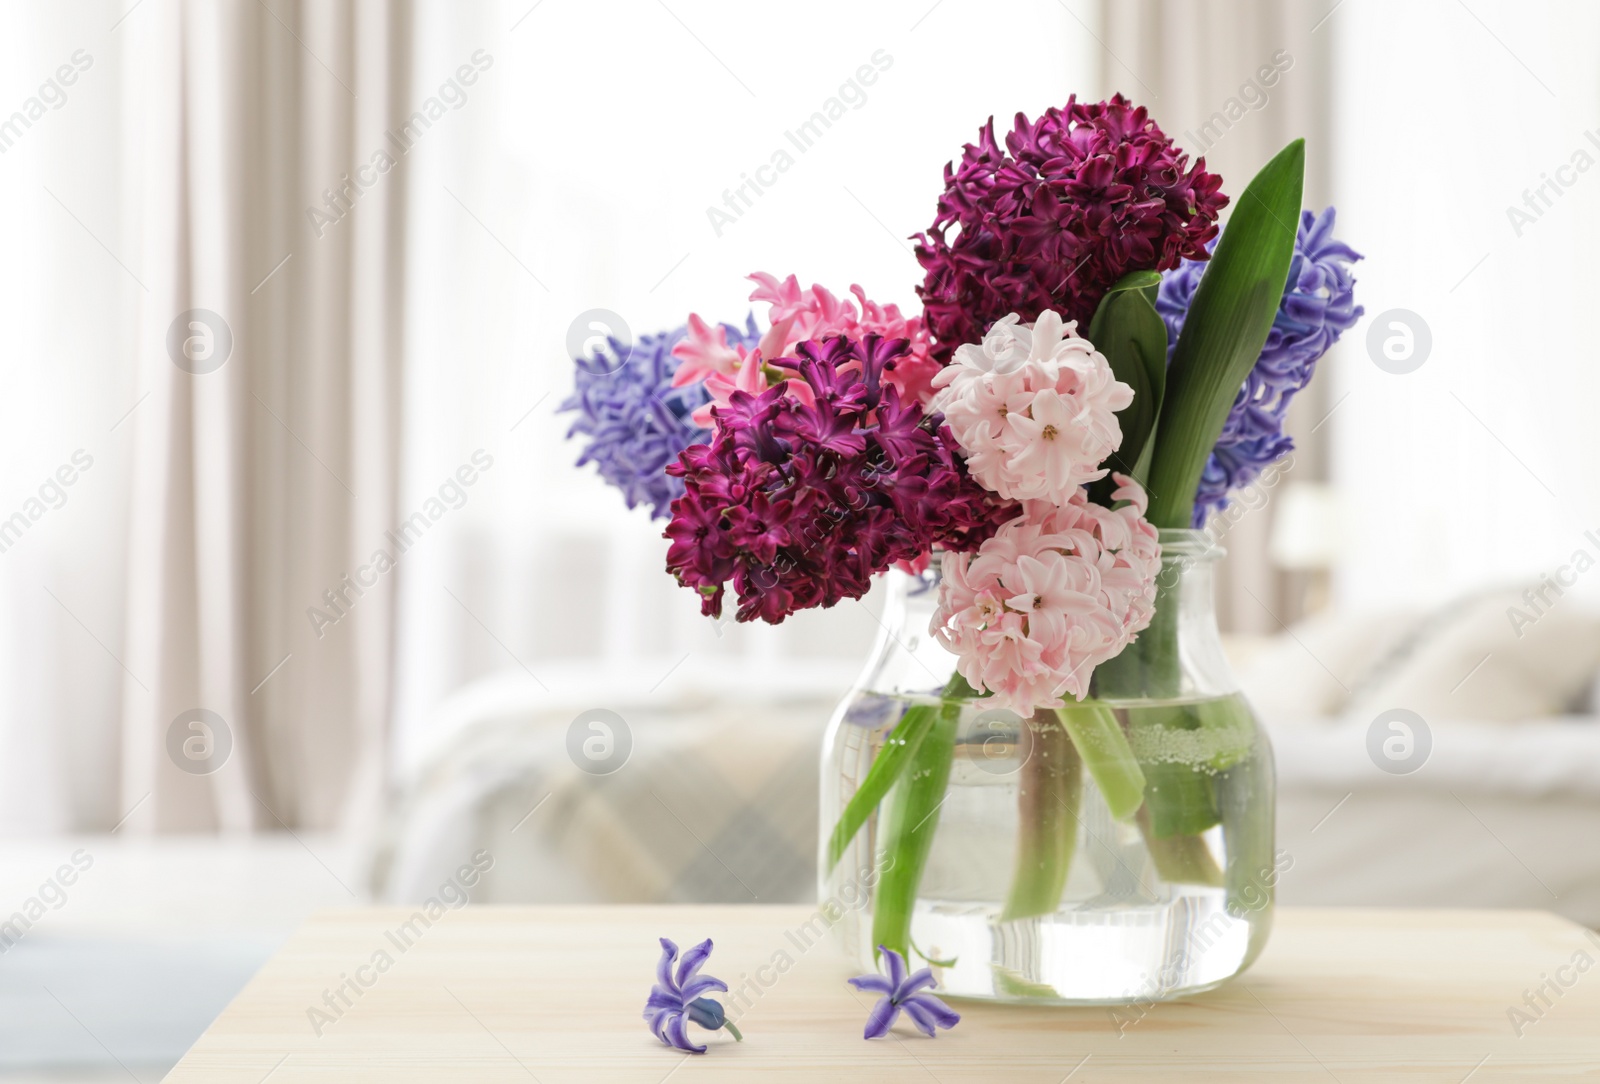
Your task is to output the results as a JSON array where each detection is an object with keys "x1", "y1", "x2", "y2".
[
  {"x1": 118, "y1": 0, "x2": 410, "y2": 832},
  {"x1": 1097, "y1": 0, "x2": 1334, "y2": 632}
]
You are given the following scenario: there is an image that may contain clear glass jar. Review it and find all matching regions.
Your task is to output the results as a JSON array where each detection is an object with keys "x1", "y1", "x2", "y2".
[{"x1": 818, "y1": 530, "x2": 1276, "y2": 1004}]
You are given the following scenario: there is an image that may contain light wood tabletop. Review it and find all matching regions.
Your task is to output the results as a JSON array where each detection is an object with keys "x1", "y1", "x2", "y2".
[{"x1": 167, "y1": 905, "x2": 1600, "y2": 1081}]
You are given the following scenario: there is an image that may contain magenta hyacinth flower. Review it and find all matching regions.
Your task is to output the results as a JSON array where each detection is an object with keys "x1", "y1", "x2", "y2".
[
  {"x1": 848, "y1": 946, "x2": 960, "y2": 1040},
  {"x1": 915, "y1": 94, "x2": 1227, "y2": 363},
  {"x1": 664, "y1": 333, "x2": 1015, "y2": 625},
  {"x1": 644, "y1": 937, "x2": 742, "y2": 1054}
]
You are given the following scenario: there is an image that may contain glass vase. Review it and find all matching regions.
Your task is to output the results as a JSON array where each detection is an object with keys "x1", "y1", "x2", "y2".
[{"x1": 818, "y1": 529, "x2": 1277, "y2": 1004}]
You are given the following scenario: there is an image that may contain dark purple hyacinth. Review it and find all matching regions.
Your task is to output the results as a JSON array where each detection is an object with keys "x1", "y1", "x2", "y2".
[
  {"x1": 1157, "y1": 206, "x2": 1363, "y2": 525},
  {"x1": 644, "y1": 937, "x2": 742, "y2": 1054},
  {"x1": 664, "y1": 334, "x2": 1016, "y2": 625},
  {"x1": 914, "y1": 94, "x2": 1227, "y2": 364},
  {"x1": 560, "y1": 317, "x2": 761, "y2": 519},
  {"x1": 848, "y1": 946, "x2": 960, "y2": 1040}
]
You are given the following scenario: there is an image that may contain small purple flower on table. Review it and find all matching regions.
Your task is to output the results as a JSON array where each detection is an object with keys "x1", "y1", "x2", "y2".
[
  {"x1": 848, "y1": 946, "x2": 960, "y2": 1039},
  {"x1": 644, "y1": 937, "x2": 743, "y2": 1054}
]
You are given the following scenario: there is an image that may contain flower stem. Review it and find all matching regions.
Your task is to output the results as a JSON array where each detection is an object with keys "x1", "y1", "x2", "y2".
[
  {"x1": 871, "y1": 694, "x2": 960, "y2": 962},
  {"x1": 826, "y1": 703, "x2": 937, "y2": 872},
  {"x1": 1138, "y1": 578, "x2": 1182, "y2": 699},
  {"x1": 1218, "y1": 734, "x2": 1276, "y2": 925},
  {"x1": 1053, "y1": 699, "x2": 1145, "y2": 821},
  {"x1": 827, "y1": 674, "x2": 974, "y2": 873},
  {"x1": 1129, "y1": 694, "x2": 1260, "y2": 886},
  {"x1": 1140, "y1": 759, "x2": 1221, "y2": 837},
  {"x1": 1137, "y1": 809, "x2": 1224, "y2": 887},
  {"x1": 723, "y1": 1020, "x2": 743, "y2": 1042},
  {"x1": 1000, "y1": 711, "x2": 1082, "y2": 921}
]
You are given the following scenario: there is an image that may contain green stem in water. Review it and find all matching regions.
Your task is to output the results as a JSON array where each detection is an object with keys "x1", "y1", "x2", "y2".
[
  {"x1": 826, "y1": 674, "x2": 974, "y2": 873},
  {"x1": 826, "y1": 703, "x2": 936, "y2": 872},
  {"x1": 1091, "y1": 639, "x2": 1144, "y2": 699},
  {"x1": 1140, "y1": 577, "x2": 1181, "y2": 699},
  {"x1": 992, "y1": 965, "x2": 1060, "y2": 999},
  {"x1": 1217, "y1": 725, "x2": 1276, "y2": 935},
  {"x1": 1001, "y1": 711, "x2": 1082, "y2": 921},
  {"x1": 911, "y1": 937, "x2": 958, "y2": 968},
  {"x1": 1137, "y1": 806, "x2": 1224, "y2": 887},
  {"x1": 1140, "y1": 760, "x2": 1221, "y2": 838},
  {"x1": 871, "y1": 695, "x2": 960, "y2": 962},
  {"x1": 1127, "y1": 694, "x2": 1261, "y2": 886},
  {"x1": 1054, "y1": 699, "x2": 1145, "y2": 821},
  {"x1": 1121, "y1": 699, "x2": 1233, "y2": 887}
]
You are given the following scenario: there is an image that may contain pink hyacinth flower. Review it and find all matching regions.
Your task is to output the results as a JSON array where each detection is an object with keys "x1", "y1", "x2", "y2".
[
  {"x1": 670, "y1": 313, "x2": 746, "y2": 385},
  {"x1": 932, "y1": 310, "x2": 1133, "y2": 507},
  {"x1": 673, "y1": 274, "x2": 944, "y2": 427},
  {"x1": 930, "y1": 475, "x2": 1160, "y2": 715},
  {"x1": 748, "y1": 273, "x2": 943, "y2": 405}
]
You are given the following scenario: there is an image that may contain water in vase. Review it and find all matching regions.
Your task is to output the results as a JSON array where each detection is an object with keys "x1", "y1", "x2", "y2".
[{"x1": 821, "y1": 691, "x2": 1277, "y2": 1004}]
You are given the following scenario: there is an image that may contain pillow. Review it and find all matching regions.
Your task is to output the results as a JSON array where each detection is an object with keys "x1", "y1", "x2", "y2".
[
  {"x1": 1341, "y1": 587, "x2": 1600, "y2": 723},
  {"x1": 1236, "y1": 605, "x2": 1425, "y2": 723}
]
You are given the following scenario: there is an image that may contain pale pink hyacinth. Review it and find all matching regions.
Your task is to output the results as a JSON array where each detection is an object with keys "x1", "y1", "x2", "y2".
[
  {"x1": 671, "y1": 274, "x2": 942, "y2": 426},
  {"x1": 931, "y1": 310, "x2": 1133, "y2": 506},
  {"x1": 931, "y1": 475, "x2": 1160, "y2": 715}
]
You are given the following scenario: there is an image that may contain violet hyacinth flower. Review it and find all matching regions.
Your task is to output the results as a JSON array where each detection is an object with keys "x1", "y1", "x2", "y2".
[
  {"x1": 560, "y1": 316, "x2": 761, "y2": 519},
  {"x1": 848, "y1": 946, "x2": 960, "y2": 1039},
  {"x1": 644, "y1": 937, "x2": 742, "y2": 1054},
  {"x1": 1157, "y1": 206, "x2": 1363, "y2": 525}
]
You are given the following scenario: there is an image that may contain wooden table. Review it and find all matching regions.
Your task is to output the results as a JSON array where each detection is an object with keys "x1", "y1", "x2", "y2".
[{"x1": 168, "y1": 906, "x2": 1600, "y2": 1081}]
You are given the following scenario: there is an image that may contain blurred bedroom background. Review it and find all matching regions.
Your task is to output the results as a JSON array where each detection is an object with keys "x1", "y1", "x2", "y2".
[{"x1": 1, "y1": 0, "x2": 1597, "y2": 1078}]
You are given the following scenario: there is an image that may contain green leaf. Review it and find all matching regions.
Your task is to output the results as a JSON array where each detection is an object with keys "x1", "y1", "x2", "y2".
[
  {"x1": 1054, "y1": 700, "x2": 1145, "y2": 821},
  {"x1": 1101, "y1": 268, "x2": 1163, "y2": 296},
  {"x1": 825, "y1": 673, "x2": 976, "y2": 871},
  {"x1": 1143, "y1": 139, "x2": 1305, "y2": 529},
  {"x1": 992, "y1": 965, "x2": 1061, "y2": 999},
  {"x1": 871, "y1": 699, "x2": 960, "y2": 961},
  {"x1": 825, "y1": 703, "x2": 936, "y2": 872},
  {"x1": 944, "y1": 671, "x2": 981, "y2": 700},
  {"x1": 1140, "y1": 761, "x2": 1221, "y2": 837},
  {"x1": 1087, "y1": 288, "x2": 1168, "y2": 483},
  {"x1": 1129, "y1": 420, "x2": 1157, "y2": 485}
]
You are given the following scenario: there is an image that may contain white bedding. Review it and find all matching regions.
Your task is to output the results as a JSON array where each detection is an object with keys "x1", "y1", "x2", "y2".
[
  {"x1": 380, "y1": 675, "x2": 1600, "y2": 927},
  {"x1": 1271, "y1": 715, "x2": 1600, "y2": 926},
  {"x1": 1273, "y1": 715, "x2": 1600, "y2": 797},
  {"x1": 1237, "y1": 591, "x2": 1600, "y2": 926}
]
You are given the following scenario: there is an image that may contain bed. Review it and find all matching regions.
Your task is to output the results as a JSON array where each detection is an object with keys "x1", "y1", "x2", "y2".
[{"x1": 374, "y1": 586, "x2": 1600, "y2": 927}]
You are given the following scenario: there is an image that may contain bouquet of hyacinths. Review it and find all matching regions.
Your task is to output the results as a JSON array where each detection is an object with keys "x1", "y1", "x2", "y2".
[{"x1": 563, "y1": 94, "x2": 1361, "y2": 971}]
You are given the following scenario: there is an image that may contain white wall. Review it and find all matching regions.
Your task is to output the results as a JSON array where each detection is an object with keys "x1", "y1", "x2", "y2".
[
  {"x1": 393, "y1": 0, "x2": 1101, "y2": 762},
  {"x1": 1331, "y1": 0, "x2": 1600, "y2": 609}
]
